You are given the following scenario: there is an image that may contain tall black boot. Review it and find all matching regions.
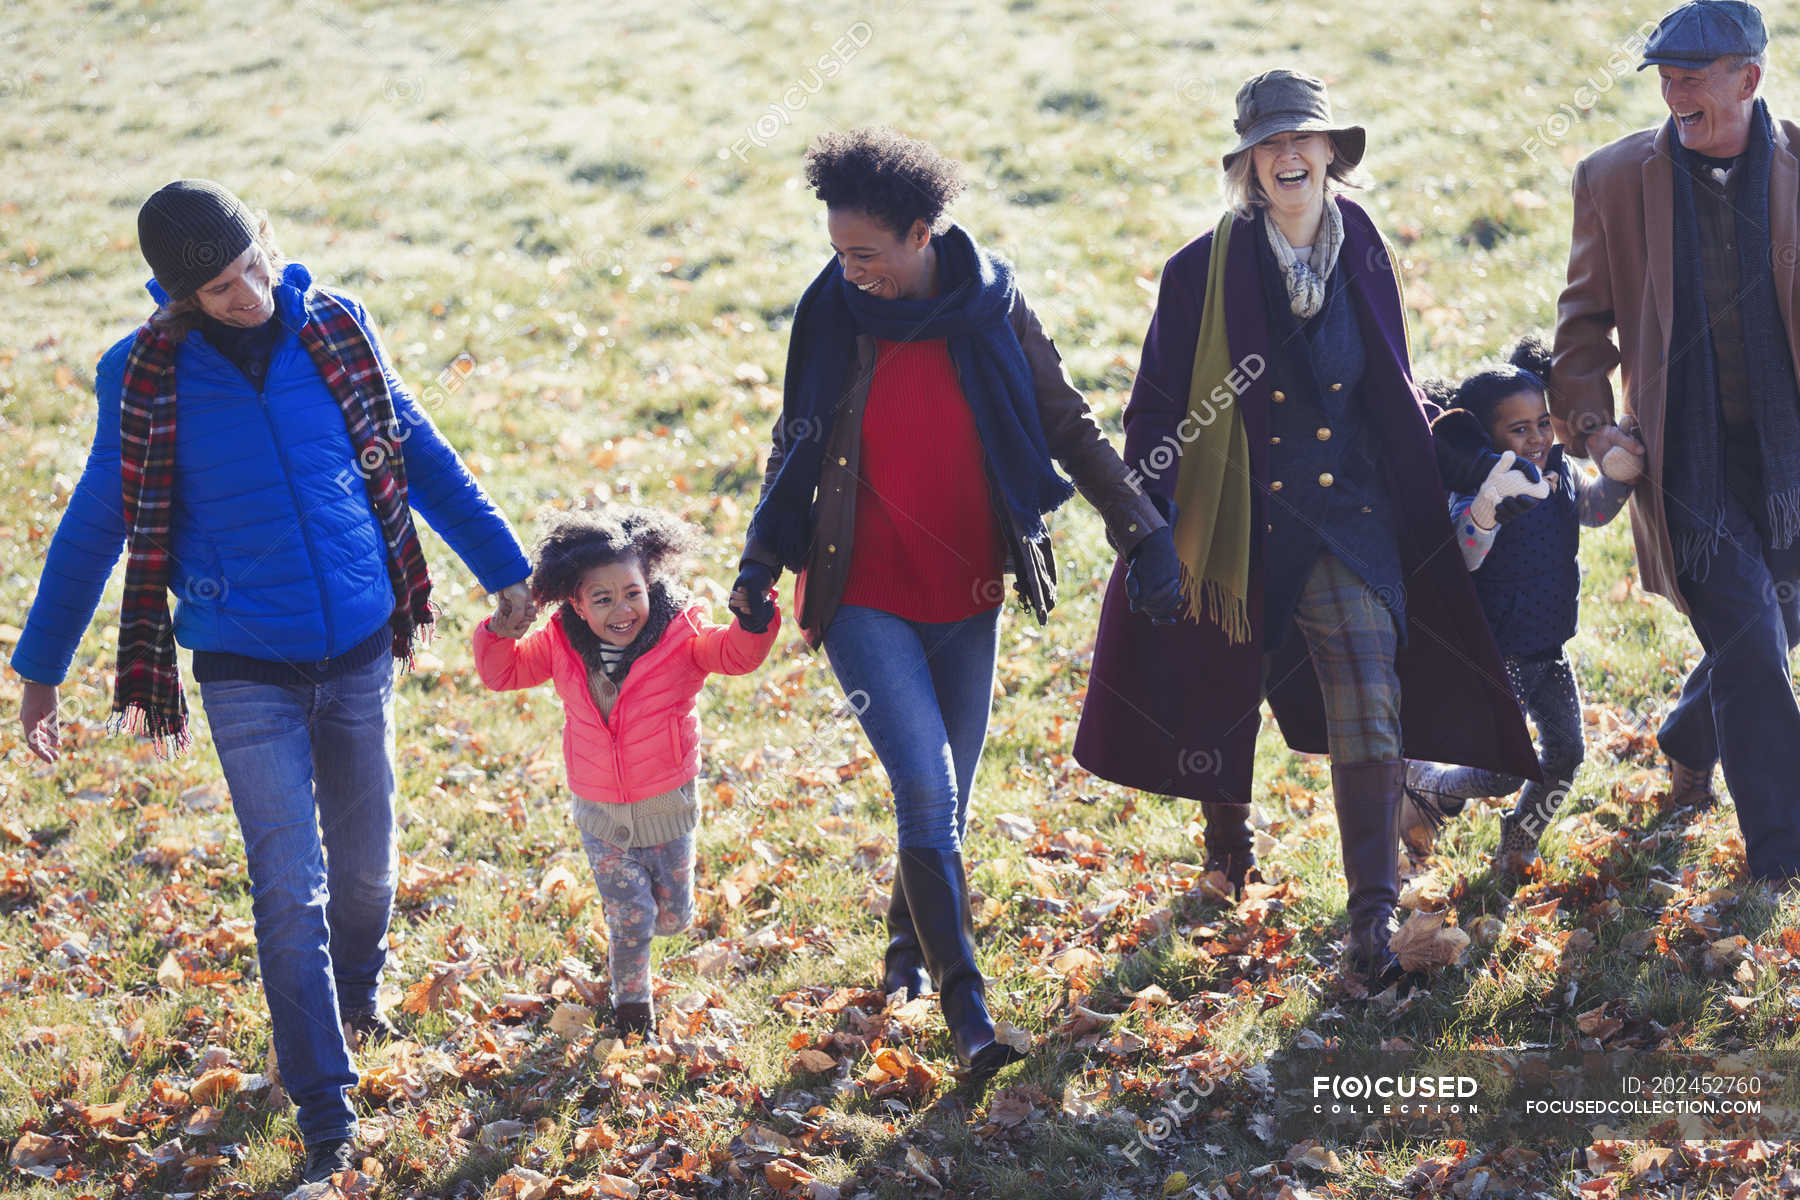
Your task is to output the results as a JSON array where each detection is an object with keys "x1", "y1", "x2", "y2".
[
  {"x1": 1201, "y1": 802, "x2": 1257, "y2": 895},
  {"x1": 882, "y1": 875, "x2": 930, "y2": 999},
  {"x1": 896, "y1": 846, "x2": 1024, "y2": 1080},
  {"x1": 1332, "y1": 760, "x2": 1406, "y2": 987}
]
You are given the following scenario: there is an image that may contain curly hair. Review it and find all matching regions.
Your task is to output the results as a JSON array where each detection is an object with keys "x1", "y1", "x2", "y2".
[
  {"x1": 528, "y1": 505, "x2": 701, "y2": 607},
  {"x1": 803, "y1": 127, "x2": 965, "y2": 235},
  {"x1": 1453, "y1": 335, "x2": 1551, "y2": 430}
]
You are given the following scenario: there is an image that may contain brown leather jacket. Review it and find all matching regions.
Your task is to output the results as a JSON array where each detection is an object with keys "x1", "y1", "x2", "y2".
[{"x1": 742, "y1": 290, "x2": 1165, "y2": 645}]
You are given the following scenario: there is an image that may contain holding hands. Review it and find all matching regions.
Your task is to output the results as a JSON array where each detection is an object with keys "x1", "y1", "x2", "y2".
[
  {"x1": 1587, "y1": 423, "x2": 1647, "y2": 484},
  {"x1": 489, "y1": 580, "x2": 539, "y2": 639},
  {"x1": 1125, "y1": 524, "x2": 1184, "y2": 624},
  {"x1": 729, "y1": 562, "x2": 777, "y2": 634}
]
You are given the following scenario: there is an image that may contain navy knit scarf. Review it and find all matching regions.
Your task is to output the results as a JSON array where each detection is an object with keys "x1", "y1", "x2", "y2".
[
  {"x1": 1667, "y1": 99, "x2": 1800, "y2": 578},
  {"x1": 747, "y1": 223, "x2": 1075, "y2": 571}
]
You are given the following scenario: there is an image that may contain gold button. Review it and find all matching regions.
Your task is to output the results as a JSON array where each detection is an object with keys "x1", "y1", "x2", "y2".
[
  {"x1": 837, "y1": 457, "x2": 847, "y2": 466},
  {"x1": 1270, "y1": 436, "x2": 1282, "y2": 445},
  {"x1": 1318, "y1": 473, "x2": 1334, "y2": 487},
  {"x1": 1316, "y1": 427, "x2": 1332, "y2": 441},
  {"x1": 1128, "y1": 523, "x2": 1138, "y2": 533},
  {"x1": 1272, "y1": 390, "x2": 1286, "y2": 403},
  {"x1": 827, "y1": 544, "x2": 837, "y2": 553},
  {"x1": 1330, "y1": 382, "x2": 1343, "y2": 392},
  {"x1": 1265, "y1": 524, "x2": 1273, "y2": 532},
  {"x1": 1270, "y1": 480, "x2": 1284, "y2": 492}
]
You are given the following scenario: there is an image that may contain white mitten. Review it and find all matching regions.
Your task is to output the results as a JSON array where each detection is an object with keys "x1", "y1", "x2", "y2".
[
  {"x1": 1600, "y1": 444, "x2": 1645, "y2": 483},
  {"x1": 1470, "y1": 450, "x2": 1552, "y2": 530}
]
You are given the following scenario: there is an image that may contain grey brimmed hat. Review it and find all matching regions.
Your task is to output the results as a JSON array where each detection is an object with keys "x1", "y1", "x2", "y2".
[
  {"x1": 1223, "y1": 69, "x2": 1366, "y2": 171},
  {"x1": 1639, "y1": 1, "x2": 1766, "y2": 70}
]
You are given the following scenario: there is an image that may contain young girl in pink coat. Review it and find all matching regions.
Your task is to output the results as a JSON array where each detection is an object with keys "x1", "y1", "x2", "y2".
[{"x1": 474, "y1": 506, "x2": 779, "y2": 1033}]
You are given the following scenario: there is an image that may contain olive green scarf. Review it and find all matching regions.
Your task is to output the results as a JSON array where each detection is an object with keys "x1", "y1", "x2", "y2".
[{"x1": 1169, "y1": 213, "x2": 1253, "y2": 644}]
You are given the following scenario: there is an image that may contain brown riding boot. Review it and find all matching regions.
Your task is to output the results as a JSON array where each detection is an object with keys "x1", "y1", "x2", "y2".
[
  {"x1": 1332, "y1": 760, "x2": 1406, "y2": 987},
  {"x1": 1201, "y1": 802, "x2": 1258, "y2": 895}
]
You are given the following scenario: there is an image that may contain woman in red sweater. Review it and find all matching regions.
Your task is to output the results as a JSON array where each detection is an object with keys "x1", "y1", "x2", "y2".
[{"x1": 731, "y1": 128, "x2": 1182, "y2": 1080}]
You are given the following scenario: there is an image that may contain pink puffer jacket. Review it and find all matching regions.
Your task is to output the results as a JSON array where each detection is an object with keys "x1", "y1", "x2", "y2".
[{"x1": 472, "y1": 602, "x2": 779, "y2": 805}]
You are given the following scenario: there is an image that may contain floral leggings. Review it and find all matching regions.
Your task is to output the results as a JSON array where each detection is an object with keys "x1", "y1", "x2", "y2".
[{"x1": 578, "y1": 830, "x2": 696, "y2": 1005}]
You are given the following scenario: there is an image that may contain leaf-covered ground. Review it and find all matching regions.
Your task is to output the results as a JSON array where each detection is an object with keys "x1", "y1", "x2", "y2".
[{"x1": 5, "y1": 1, "x2": 1800, "y2": 1197}]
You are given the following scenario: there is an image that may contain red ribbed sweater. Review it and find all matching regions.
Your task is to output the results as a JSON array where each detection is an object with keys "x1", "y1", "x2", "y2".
[{"x1": 841, "y1": 338, "x2": 1006, "y2": 622}]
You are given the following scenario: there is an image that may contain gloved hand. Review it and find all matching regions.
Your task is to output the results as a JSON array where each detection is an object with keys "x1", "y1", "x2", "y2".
[
  {"x1": 1588, "y1": 424, "x2": 1647, "y2": 483},
  {"x1": 1125, "y1": 525, "x2": 1183, "y2": 624},
  {"x1": 1470, "y1": 450, "x2": 1550, "y2": 530},
  {"x1": 1492, "y1": 494, "x2": 1540, "y2": 523},
  {"x1": 729, "y1": 561, "x2": 777, "y2": 634}
]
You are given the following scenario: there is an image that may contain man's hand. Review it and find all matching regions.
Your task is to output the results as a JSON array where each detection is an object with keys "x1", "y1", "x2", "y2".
[
  {"x1": 1586, "y1": 424, "x2": 1646, "y2": 483},
  {"x1": 20, "y1": 681, "x2": 60, "y2": 764},
  {"x1": 490, "y1": 581, "x2": 538, "y2": 639}
]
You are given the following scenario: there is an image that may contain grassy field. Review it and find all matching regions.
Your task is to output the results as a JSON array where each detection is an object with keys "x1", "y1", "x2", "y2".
[{"x1": 5, "y1": 0, "x2": 1800, "y2": 1196}]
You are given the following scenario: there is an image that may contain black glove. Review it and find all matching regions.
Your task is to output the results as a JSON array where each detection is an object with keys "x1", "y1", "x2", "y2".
[
  {"x1": 730, "y1": 561, "x2": 776, "y2": 634},
  {"x1": 1125, "y1": 526, "x2": 1183, "y2": 624},
  {"x1": 1493, "y1": 493, "x2": 1542, "y2": 523}
]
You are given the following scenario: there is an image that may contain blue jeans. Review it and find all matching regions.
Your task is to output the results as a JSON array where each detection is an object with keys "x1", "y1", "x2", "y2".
[
  {"x1": 1659, "y1": 490, "x2": 1800, "y2": 878},
  {"x1": 823, "y1": 604, "x2": 999, "y2": 852},
  {"x1": 198, "y1": 653, "x2": 398, "y2": 1146}
]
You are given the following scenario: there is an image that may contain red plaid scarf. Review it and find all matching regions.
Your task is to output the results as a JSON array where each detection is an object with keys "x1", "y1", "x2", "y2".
[{"x1": 110, "y1": 289, "x2": 435, "y2": 756}]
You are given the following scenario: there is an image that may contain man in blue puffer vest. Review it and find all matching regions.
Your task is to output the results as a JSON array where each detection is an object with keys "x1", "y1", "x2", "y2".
[{"x1": 11, "y1": 180, "x2": 534, "y2": 1187}]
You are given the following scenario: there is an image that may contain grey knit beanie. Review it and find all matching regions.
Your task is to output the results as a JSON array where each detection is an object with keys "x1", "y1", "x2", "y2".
[{"x1": 137, "y1": 179, "x2": 258, "y2": 301}]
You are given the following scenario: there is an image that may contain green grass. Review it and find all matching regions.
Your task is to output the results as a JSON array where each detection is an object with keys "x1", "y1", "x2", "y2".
[{"x1": 5, "y1": 0, "x2": 1800, "y2": 1196}]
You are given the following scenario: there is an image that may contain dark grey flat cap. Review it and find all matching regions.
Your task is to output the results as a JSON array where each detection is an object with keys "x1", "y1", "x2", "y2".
[{"x1": 1639, "y1": 0, "x2": 1767, "y2": 70}]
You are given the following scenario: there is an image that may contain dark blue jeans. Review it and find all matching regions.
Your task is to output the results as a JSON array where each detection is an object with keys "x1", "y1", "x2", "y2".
[
  {"x1": 822, "y1": 604, "x2": 999, "y2": 852},
  {"x1": 1658, "y1": 490, "x2": 1800, "y2": 878},
  {"x1": 198, "y1": 653, "x2": 398, "y2": 1146}
]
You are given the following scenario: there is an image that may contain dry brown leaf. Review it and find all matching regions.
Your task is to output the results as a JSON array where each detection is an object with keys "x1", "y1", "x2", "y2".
[
  {"x1": 156, "y1": 951, "x2": 185, "y2": 990},
  {"x1": 1389, "y1": 909, "x2": 1469, "y2": 973},
  {"x1": 993, "y1": 812, "x2": 1035, "y2": 842},
  {"x1": 182, "y1": 1105, "x2": 222, "y2": 1136},
  {"x1": 902, "y1": 1145, "x2": 942, "y2": 1190},
  {"x1": 548, "y1": 1002, "x2": 594, "y2": 1038},
  {"x1": 765, "y1": 1159, "x2": 814, "y2": 1193},
  {"x1": 9, "y1": 1132, "x2": 70, "y2": 1168},
  {"x1": 188, "y1": 1068, "x2": 242, "y2": 1106},
  {"x1": 789, "y1": 1048, "x2": 837, "y2": 1074},
  {"x1": 78, "y1": 1100, "x2": 129, "y2": 1127},
  {"x1": 492, "y1": 1168, "x2": 553, "y2": 1200},
  {"x1": 1050, "y1": 946, "x2": 1104, "y2": 979}
]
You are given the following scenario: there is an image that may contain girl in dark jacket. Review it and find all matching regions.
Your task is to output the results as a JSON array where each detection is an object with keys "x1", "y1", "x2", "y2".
[
  {"x1": 1403, "y1": 337, "x2": 1639, "y2": 881},
  {"x1": 731, "y1": 128, "x2": 1180, "y2": 1079}
]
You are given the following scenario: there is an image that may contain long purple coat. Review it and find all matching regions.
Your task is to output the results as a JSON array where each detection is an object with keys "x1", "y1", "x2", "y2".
[{"x1": 1074, "y1": 199, "x2": 1541, "y2": 803}]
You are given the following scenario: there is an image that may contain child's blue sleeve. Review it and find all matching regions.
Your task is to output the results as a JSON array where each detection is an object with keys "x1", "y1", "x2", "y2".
[
  {"x1": 10, "y1": 340, "x2": 131, "y2": 685},
  {"x1": 1448, "y1": 493, "x2": 1498, "y2": 572},
  {"x1": 1572, "y1": 463, "x2": 1632, "y2": 527}
]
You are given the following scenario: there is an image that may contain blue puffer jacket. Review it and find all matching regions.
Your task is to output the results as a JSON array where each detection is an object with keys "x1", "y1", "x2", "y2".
[{"x1": 11, "y1": 261, "x2": 530, "y2": 684}]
